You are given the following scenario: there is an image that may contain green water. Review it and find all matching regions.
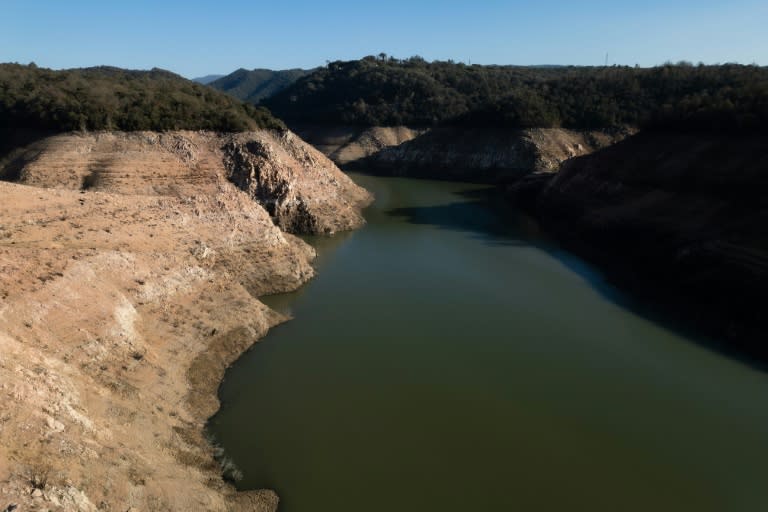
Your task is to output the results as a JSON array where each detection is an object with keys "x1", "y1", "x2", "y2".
[{"x1": 209, "y1": 174, "x2": 768, "y2": 512}]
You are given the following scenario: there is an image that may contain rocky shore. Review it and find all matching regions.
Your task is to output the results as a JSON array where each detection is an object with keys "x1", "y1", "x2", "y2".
[
  {"x1": 0, "y1": 130, "x2": 371, "y2": 511},
  {"x1": 292, "y1": 124, "x2": 630, "y2": 183},
  {"x1": 357, "y1": 126, "x2": 629, "y2": 181},
  {"x1": 290, "y1": 124, "x2": 424, "y2": 167}
]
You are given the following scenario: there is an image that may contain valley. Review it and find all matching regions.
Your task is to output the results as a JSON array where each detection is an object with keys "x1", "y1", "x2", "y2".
[{"x1": 0, "y1": 55, "x2": 766, "y2": 512}]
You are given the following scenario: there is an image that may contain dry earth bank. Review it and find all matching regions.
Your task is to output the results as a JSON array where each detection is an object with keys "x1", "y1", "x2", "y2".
[
  {"x1": 289, "y1": 124, "x2": 631, "y2": 183},
  {"x1": 0, "y1": 130, "x2": 370, "y2": 511},
  {"x1": 289, "y1": 124, "x2": 424, "y2": 167},
  {"x1": 359, "y1": 126, "x2": 632, "y2": 182}
]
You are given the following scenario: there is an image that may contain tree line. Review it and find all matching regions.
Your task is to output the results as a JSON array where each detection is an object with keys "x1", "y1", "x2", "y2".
[
  {"x1": 0, "y1": 63, "x2": 285, "y2": 140},
  {"x1": 262, "y1": 56, "x2": 768, "y2": 132}
]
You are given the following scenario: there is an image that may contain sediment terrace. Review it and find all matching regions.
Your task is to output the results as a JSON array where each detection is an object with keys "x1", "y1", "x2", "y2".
[
  {"x1": 290, "y1": 124, "x2": 629, "y2": 182},
  {"x1": 0, "y1": 130, "x2": 370, "y2": 511},
  {"x1": 290, "y1": 124, "x2": 424, "y2": 166}
]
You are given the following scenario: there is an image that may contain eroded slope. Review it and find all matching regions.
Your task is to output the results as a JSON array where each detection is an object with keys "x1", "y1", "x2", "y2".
[
  {"x1": 3, "y1": 130, "x2": 371, "y2": 234},
  {"x1": 362, "y1": 126, "x2": 630, "y2": 182},
  {"x1": 0, "y1": 129, "x2": 370, "y2": 511}
]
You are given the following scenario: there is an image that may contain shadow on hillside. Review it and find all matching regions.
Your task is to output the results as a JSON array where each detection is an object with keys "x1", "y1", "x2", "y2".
[
  {"x1": 0, "y1": 129, "x2": 54, "y2": 181},
  {"x1": 385, "y1": 185, "x2": 768, "y2": 374}
]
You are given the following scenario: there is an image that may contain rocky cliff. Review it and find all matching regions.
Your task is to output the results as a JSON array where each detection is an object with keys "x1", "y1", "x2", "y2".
[
  {"x1": 0, "y1": 130, "x2": 370, "y2": 511},
  {"x1": 528, "y1": 132, "x2": 768, "y2": 356}
]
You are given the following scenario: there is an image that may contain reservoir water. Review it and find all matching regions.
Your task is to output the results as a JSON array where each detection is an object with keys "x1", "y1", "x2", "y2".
[{"x1": 209, "y1": 174, "x2": 768, "y2": 511}]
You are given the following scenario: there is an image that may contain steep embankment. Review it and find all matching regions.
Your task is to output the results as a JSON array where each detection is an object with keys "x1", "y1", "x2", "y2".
[
  {"x1": 357, "y1": 126, "x2": 629, "y2": 182},
  {"x1": 2, "y1": 130, "x2": 370, "y2": 234},
  {"x1": 529, "y1": 132, "x2": 768, "y2": 355},
  {"x1": 287, "y1": 122, "x2": 629, "y2": 182},
  {"x1": 0, "y1": 130, "x2": 370, "y2": 511},
  {"x1": 290, "y1": 124, "x2": 423, "y2": 166}
]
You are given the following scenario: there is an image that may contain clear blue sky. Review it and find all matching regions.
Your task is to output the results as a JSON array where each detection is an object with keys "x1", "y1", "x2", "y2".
[{"x1": 1, "y1": 0, "x2": 766, "y2": 78}]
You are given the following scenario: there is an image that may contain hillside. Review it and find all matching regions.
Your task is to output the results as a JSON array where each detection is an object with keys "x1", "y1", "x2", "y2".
[
  {"x1": 263, "y1": 57, "x2": 768, "y2": 131},
  {"x1": 0, "y1": 63, "x2": 285, "y2": 154},
  {"x1": 523, "y1": 132, "x2": 768, "y2": 355},
  {"x1": 0, "y1": 129, "x2": 371, "y2": 511},
  {"x1": 290, "y1": 124, "x2": 425, "y2": 165},
  {"x1": 210, "y1": 68, "x2": 311, "y2": 103},
  {"x1": 359, "y1": 126, "x2": 629, "y2": 181},
  {"x1": 263, "y1": 56, "x2": 571, "y2": 126}
]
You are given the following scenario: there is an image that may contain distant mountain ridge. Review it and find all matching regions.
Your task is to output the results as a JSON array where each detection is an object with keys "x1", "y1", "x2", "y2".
[
  {"x1": 192, "y1": 74, "x2": 225, "y2": 84},
  {"x1": 210, "y1": 68, "x2": 312, "y2": 103}
]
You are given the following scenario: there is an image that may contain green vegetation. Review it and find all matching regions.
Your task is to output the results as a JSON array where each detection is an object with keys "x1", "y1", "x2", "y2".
[
  {"x1": 263, "y1": 56, "x2": 568, "y2": 125},
  {"x1": 210, "y1": 68, "x2": 312, "y2": 103},
  {"x1": 0, "y1": 63, "x2": 285, "y2": 139},
  {"x1": 458, "y1": 63, "x2": 768, "y2": 131},
  {"x1": 262, "y1": 56, "x2": 768, "y2": 131}
]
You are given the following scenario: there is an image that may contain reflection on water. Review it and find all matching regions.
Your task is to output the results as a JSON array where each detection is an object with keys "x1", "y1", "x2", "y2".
[{"x1": 210, "y1": 173, "x2": 768, "y2": 512}]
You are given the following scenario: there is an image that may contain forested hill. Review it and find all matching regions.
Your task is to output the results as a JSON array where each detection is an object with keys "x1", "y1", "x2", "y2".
[
  {"x1": 262, "y1": 56, "x2": 768, "y2": 131},
  {"x1": 210, "y1": 68, "x2": 312, "y2": 103},
  {"x1": 0, "y1": 63, "x2": 285, "y2": 141}
]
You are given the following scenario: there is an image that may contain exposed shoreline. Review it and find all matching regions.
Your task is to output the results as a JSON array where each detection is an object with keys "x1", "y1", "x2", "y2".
[
  {"x1": 287, "y1": 123, "x2": 631, "y2": 181},
  {"x1": 0, "y1": 129, "x2": 371, "y2": 511}
]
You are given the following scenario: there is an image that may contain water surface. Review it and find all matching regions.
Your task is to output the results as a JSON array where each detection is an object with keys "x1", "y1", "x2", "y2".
[{"x1": 210, "y1": 174, "x2": 768, "y2": 512}]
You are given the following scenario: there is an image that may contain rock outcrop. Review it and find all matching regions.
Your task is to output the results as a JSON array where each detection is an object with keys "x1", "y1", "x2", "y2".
[
  {"x1": 0, "y1": 130, "x2": 370, "y2": 511},
  {"x1": 360, "y1": 126, "x2": 630, "y2": 182},
  {"x1": 2, "y1": 130, "x2": 372, "y2": 234},
  {"x1": 527, "y1": 132, "x2": 768, "y2": 355},
  {"x1": 286, "y1": 124, "x2": 632, "y2": 184},
  {"x1": 222, "y1": 131, "x2": 371, "y2": 234},
  {"x1": 290, "y1": 124, "x2": 423, "y2": 166}
]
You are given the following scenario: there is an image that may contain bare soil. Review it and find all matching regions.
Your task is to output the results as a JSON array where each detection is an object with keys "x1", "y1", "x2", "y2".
[{"x1": 0, "y1": 130, "x2": 370, "y2": 511}]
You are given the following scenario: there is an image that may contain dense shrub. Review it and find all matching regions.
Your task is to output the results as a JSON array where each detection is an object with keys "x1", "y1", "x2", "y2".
[
  {"x1": 263, "y1": 56, "x2": 768, "y2": 132},
  {"x1": 0, "y1": 63, "x2": 285, "y2": 137}
]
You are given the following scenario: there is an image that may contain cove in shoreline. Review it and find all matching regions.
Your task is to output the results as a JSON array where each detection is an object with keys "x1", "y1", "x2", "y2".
[{"x1": 211, "y1": 173, "x2": 768, "y2": 512}]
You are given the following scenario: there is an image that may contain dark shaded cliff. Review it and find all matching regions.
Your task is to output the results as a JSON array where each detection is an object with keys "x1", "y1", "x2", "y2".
[{"x1": 525, "y1": 132, "x2": 768, "y2": 356}]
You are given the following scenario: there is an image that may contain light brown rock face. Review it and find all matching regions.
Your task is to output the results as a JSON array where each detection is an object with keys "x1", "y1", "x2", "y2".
[
  {"x1": 363, "y1": 126, "x2": 631, "y2": 182},
  {"x1": 222, "y1": 130, "x2": 371, "y2": 234},
  {"x1": 0, "y1": 130, "x2": 370, "y2": 511},
  {"x1": 290, "y1": 124, "x2": 424, "y2": 166},
  {"x1": 3, "y1": 130, "x2": 372, "y2": 234},
  {"x1": 289, "y1": 124, "x2": 632, "y2": 181}
]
